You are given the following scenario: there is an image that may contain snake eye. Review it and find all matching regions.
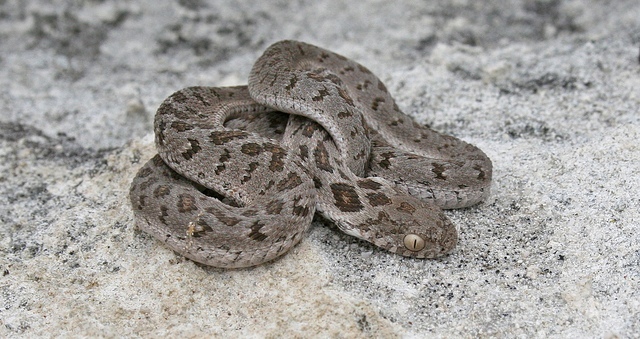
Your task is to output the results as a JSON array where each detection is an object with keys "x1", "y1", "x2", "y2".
[{"x1": 403, "y1": 234, "x2": 425, "y2": 251}]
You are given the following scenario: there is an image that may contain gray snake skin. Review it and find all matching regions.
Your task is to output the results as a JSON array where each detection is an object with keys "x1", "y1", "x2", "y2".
[{"x1": 129, "y1": 40, "x2": 492, "y2": 268}]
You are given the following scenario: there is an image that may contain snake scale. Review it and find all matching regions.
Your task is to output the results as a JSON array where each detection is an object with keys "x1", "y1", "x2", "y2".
[{"x1": 129, "y1": 40, "x2": 492, "y2": 268}]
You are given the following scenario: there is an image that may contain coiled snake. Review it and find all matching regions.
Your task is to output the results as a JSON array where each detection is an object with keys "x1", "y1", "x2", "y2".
[{"x1": 129, "y1": 40, "x2": 492, "y2": 268}]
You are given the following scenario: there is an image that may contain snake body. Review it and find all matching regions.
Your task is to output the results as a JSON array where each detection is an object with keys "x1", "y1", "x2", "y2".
[{"x1": 129, "y1": 41, "x2": 492, "y2": 268}]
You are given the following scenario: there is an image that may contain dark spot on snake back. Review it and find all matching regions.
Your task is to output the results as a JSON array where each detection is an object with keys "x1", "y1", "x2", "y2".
[
  {"x1": 181, "y1": 139, "x2": 201, "y2": 160},
  {"x1": 377, "y1": 151, "x2": 394, "y2": 169},
  {"x1": 169, "y1": 90, "x2": 189, "y2": 103},
  {"x1": 356, "y1": 80, "x2": 371, "y2": 90},
  {"x1": 192, "y1": 91, "x2": 211, "y2": 106},
  {"x1": 314, "y1": 141, "x2": 334, "y2": 172},
  {"x1": 171, "y1": 121, "x2": 193, "y2": 132},
  {"x1": 312, "y1": 87, "x2": 330, "y2": 101},
  {"x1": 153, "y1": 185, "x2": 171, "y2": 198},
  {"x1": 159, "y1": 206, "x2": 169, "y2": 224},
  {"x1": 177, "y1": 194, "x2": 198, "y2": 213},
  {"x1": 474, "y1": 164, "x2": 486, "y2": 181},
  {"x1": 301, "y1": 123, "x2": 321, "y2": 137},
  {"x1": 285, "y1": 74, "x2": 298, "y2": 90},
  {"x1": 215, "y1": 149, "x2": 231, "y2": 175},
  {"x1": 138, "y1": 177, "x2": 158, "y2": 191},
  {"x1": 389, "y1": 118, "x2": 403, "y2": 126},
  {"x1": 377, "y1": 210, "x2": 390, "y2": 222},
  {"x1": 366, "y1": 192, "x2": 392, "y2": 207},
  {"x1": 248, "y1": 221, "x2": 268, "y2": 241},
  {"x1": 241, "y1": 209, "x2": 258, "y2": 217},
  {"x1": 191, "y1": 220, "x2": 213, "y2": 237},
  {"x1": 137, "y1": 195, "x2": 147, "y2": 209},
  {"x1": 330, "y1": 183, "x2": 364, "y2": 212},
  {"x1": 396, "y1": 202, "x2": 416, "y2": 214},
  {"x1": 264, "y1": 143, "x2": 286, "y2": 172},
  {"x1": 337, "y1": 110, "x2": 353, "y2": 119},
  {"x1": 371, "y1": 97, "x2": 385, "y2": 111},
  {"x1": 206, "y1": 207, "x2": 241, "y2": 226},
  {"x1": 357, "y1": 179, "x2": 383, "y2": 190},
  {"x1": 265, "y1": 200, "x2": 285, "y2": 214},
  {"x1": 313, "y1": 176, "x2": 323, "y2": 189},
  {"x1": 242, "y1": 162, "x2": 260, "y2": 183},
  {"x1": 298, "y1": 144, "x2": 309, "y2": 160},
  {"x1": 137, "y1": 166, "x2": 153, "y2": 178},
  {"x1": 209, "y1": 130, "x2": 249, "y2": 145},
  {"x1": 292, "y1": 195, "x2": 311, "y2": 216},
  {"x1": 432, "y1": 163, "x2": 447, "y2": 180},
  {"x1": 152, "y1": 154, "x2": 164, "y2": 166},
  {"x1": 277, "y1": 172, "x2": 303, "y2": 190},
  {"x1": 337, "y1": 168, "x2": 350, "y2": 180},
  {"x1": 241, "y1": 143, "x2": 263, "y2": 156},
  {"x1": 341, "y1": 66, "x2": 354, "y2": 74},
  {"x1": 337, "y1": 88, "x2": 355, "y2": 106},
  {"x1": 307, "y1": 72, "x2": 342, "y2": 86}
]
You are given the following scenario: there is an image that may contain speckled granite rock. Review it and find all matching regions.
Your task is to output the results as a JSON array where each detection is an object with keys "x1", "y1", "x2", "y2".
[{"x1": 1, "y1": 0, "x2": 638, "y2": 337}]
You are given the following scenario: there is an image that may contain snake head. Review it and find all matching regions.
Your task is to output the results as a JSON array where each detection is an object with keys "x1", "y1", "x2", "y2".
[{"x1": 359, "y1": 195, "x2": 458, "y2": 259}]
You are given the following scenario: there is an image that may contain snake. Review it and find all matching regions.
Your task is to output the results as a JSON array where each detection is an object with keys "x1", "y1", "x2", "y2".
[{"x1": 129, "y1": 40, "x2": 492, "y2": 268}]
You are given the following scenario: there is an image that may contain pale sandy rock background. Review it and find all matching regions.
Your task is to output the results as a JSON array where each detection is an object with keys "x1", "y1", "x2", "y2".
[{"x1": 1, "y1": 0, "x2": 639, "y2": 337}]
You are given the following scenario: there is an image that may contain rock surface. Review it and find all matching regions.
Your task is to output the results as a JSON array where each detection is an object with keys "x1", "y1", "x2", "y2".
[{"x1": 1, "y1": 0, "x2": 638, "y2": 337}]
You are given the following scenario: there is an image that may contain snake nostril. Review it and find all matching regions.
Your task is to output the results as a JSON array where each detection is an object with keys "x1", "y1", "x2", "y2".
[{"x1": 403, "y1": 234, "x2": 425, "y2": 251}]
